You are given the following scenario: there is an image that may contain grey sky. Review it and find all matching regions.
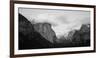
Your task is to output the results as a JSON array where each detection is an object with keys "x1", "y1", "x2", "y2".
[{"x1": 19, "y1": 8, "x2": 90, "y2": 38}]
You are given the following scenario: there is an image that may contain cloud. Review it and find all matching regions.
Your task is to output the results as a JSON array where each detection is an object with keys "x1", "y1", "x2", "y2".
[{"x1": 19, "y1": 8, "x2": 90, "y2": 39}]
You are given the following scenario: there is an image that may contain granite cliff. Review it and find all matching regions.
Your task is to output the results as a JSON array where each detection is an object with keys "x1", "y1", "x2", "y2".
[{"x1": 34, "y1": 23, "x2": 57, "y2": 43}]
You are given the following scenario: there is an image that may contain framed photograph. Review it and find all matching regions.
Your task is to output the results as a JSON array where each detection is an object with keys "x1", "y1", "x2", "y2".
[{"x1": 10, "y1": 1, "x2": 96, "y2": 58}]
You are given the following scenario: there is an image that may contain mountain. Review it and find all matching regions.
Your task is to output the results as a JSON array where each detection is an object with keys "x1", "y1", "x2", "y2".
[
  {"x1": 71, "y1": 24, "x2": 90, "y2": 46},
  {"x1": 55, "y1": 24, "x2": 90, "y2": 47},
  {"x1": 18, "y1": 14, "x2": 54, "y2": 50},
  {"x1": 34, "y1": 23, "x2": 57, "y2": 43}
]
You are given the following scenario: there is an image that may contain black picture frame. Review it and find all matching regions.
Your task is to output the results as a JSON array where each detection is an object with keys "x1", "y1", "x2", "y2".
[{"x1": 10, "y1": 1, "x2": 96, "y2": 58}]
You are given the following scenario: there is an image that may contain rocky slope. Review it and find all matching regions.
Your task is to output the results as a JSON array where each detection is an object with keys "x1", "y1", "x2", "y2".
[{"x1": 19, "y1": 14, "x2": 54, "y2": 49}]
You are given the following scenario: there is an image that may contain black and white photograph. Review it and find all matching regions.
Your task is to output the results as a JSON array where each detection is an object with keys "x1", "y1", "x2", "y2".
[
  {"x1": 18, "y1": 8, "x2": 91, "y2": 49},
  {"x1": 10, "y1": 1, "x2": 96, "y2": 57}
]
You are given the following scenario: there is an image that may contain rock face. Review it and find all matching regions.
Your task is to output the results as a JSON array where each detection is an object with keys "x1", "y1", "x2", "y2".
[
  {"x1": 18, "y1": 14, "x2": 54, "y2": 50},
  {"x1": 71, "y1": 24, "x2": 90, "y2": 46},
  {"x1": 34, "y1": 23, "x2": 57, "y2": 43},
  {"x1": 55, "y1": 24, "x2": 90, "y2": 47}
]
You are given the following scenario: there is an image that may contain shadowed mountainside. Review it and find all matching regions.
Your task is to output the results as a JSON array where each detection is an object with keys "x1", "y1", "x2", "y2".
[{"x1": 19, "y1": 14, "x2": 54, "y2": 50}]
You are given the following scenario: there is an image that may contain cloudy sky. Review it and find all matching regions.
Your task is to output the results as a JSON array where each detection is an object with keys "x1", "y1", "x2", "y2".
[{"x1": 19, "y1": 8, "x2": 90, "y2": 39}]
